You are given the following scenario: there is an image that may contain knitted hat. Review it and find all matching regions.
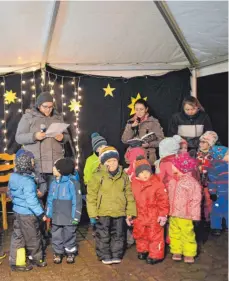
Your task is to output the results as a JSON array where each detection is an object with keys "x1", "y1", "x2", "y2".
[
  {"x1": 91, "y1": 132, "x2": 107, "y2": 152},
  {"x1": 199, "y1": 131, "x2": 218, "y2": 147},
  {"x1": 172, "y1": 152, "x2": 197, "y2": 173},
  {"x1": 135, "y1": 155, "x2": 152, "y2": 176},
  {"x1": 36, "y1": 92, "x2": 53, "y2": 107},
  {"x1": 16, "y1": 149, "x2": 34, "y2": 159},
  {"x1": 54, "y1": 158, "x2": 75, "y2": 176},
  {"x1": 125, "y1": 147, "x2": 146, "y2": 164},
  {"x1": 15, "y1": 154, "x2": 34, "y2": 174},
  {"x1": 99, "y1": 146, "x2": 119, "y2": 164},
  {"x1": 159, "y1": 135, "x2": 182, "y2": 158}
]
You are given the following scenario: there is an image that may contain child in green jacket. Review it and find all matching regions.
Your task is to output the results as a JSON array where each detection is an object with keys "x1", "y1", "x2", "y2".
[
  {"x1": 87, "y1": 146, "x2": 136, "y2": 265},
  {"x1": 83, "y1": 133, "x2": 107, "y2": 185}
]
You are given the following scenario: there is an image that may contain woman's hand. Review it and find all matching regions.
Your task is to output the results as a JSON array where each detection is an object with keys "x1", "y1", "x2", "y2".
[
  {"x1": 35, "y1": 132, "x2": 46, "y2": 141},
  {"x1": 131, "y1": 120, "x2": 139, "y2": 128},
  {"x1": 55, "y1": 134, "x2": 64, "y2": 142}
]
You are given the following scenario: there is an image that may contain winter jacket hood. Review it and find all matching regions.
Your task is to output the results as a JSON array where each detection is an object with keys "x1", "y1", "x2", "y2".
[{"x1": 83, "y1": 153, "x2": 100, "y2": 185}]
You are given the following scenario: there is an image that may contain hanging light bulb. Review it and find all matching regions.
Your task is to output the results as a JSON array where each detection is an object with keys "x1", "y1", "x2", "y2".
[
  {"x1": 18, "y1": 109, "x2": 22, "y2": 113},
  {"x1": 74, "y1": 92, "x2": 77, "y2": 96},
  {"x1": 32, "y1": 94, "x2": 36, "y2": 98},
  {"x1": 60, "y1": 84, "x2": 64, "y2": 88},
  {"x1": 22, "y1": 80, "x2": 26, "y2": 84},
  {"x1": 4, "y1": 147, "x2": 7, "y2": 152},
  {"x1": 1, "y1": 120, "x2": 5, "y2": 124},
  {"x1": 3, "y1": 129, "x2": 7, "y2": 133},
  {"x1": 30, "y1": 78, "x2": 34, "y2": 83},
  {"x1": 63, "y1": 103, "x2": 66, "y2": 106},
  {"x1": 31, "y1": 86, "x2": 35, "y2": 90},
  {"x1": 78, "y1": 87, "x2": 82, "y2": 91},
  {"x1": 61, "y1": 94, "x2": 65, "y2": 98},
  {"x1": 63, "y1": 112, "x2": 66, "y2": 116},
  {"x1": 71, "y1": 81, "x2": 75, "y2": 85},
  {"x1": 50, "y1": 89, "x2": 54, "y2": 94},
  {"x1": 5, "y1": 110, "x2": 9, "y2": 114},
  {"x1": 1, "y1": 82, "x2": 5, "y2": 86},
  {"x1": 18, "y1": 98, "x2": 22, "y2": 102},
  {"x1": 22, "y1": 91, "x2": 26, "y2": 94},
  {"x1": 4, "y1": 138, "x2": 7, "y2": 142}
]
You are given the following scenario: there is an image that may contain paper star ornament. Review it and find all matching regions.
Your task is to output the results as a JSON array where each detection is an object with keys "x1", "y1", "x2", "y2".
[
  {"x1": 128, "y1": 93, "x2": 147, "y2": 115},
  {"x1": 68, "y1": 99, "x2": 82, "y2": 113},
  {"x1": 4, "y1": 90, "x2": 17, "y2": 104},
  {"x1": 103, "y1": 84, "x2": 115, "y2": 97}
]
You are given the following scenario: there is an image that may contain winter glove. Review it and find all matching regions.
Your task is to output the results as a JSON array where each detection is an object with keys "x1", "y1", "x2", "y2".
[
  {"x1": 210, "y1": 194, "x2": 218, "y2": 202},
  {"x1": 72, "y1": 219, "x2": 79, "y2": 225},
  {"x1": 90, "y1": 218, "x2": 97, "y2": 225},
  {"x1": 157, "y1": 216, "x2": 167, "y2": 227}
]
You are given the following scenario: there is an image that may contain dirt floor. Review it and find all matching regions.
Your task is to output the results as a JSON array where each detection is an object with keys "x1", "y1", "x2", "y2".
[{"x1": 0, "y1": 219, "x2": 228, "y2": 281}]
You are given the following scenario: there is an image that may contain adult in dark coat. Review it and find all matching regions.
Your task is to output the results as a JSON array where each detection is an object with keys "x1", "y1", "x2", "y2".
[
  {"x1": 168, "y1": 96, "x2": 212, "y2": 151},
  {"x1": 15, "y1": 92, "x2": 70, "y2": 195}
]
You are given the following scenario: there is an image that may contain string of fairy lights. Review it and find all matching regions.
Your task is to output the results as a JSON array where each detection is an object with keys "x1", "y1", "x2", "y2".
[{"x1": 0, "y1": 68, "x2": 83, "y2": 166}]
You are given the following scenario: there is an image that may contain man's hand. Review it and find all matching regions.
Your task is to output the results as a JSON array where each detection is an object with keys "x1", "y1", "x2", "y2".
[
  {"x1": 55, "y1": 134, "x2": 64, "y2": 142},
  {"x1": 35, "y1": 132, "x2": 46, "y2": 141}
]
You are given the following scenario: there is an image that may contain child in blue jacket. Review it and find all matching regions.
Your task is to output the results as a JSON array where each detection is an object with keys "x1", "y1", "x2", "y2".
[
  {"x1": 9, "y1": 152, "x2": 47, "y2": 272},
  {"x1": 46, "y1": 158, "x2": 82, "y2": 264}
]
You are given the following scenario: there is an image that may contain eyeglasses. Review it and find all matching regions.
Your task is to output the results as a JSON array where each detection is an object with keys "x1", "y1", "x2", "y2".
[{"x1": 41, "y1": 105, "x2": 54, "y2": 110}]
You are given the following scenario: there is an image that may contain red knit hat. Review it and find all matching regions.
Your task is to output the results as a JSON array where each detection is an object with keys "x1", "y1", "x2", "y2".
[
  {"x1": 135, "y1": 155, "x2": 152, "y2": 176},
  {"x1": 172, "y1": 153, "x2": 197, "y2": 173}
]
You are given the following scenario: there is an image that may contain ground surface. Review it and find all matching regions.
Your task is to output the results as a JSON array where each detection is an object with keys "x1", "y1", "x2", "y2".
[{"x1": 0, "y1": 219, "x2": 228, "y2": 281}]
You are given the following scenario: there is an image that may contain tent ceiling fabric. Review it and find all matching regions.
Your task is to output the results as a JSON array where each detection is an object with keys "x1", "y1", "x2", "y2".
[
  {"x1": 0, "y1": 1, "x2": 227, "y2": 77},
  {"x1": 166, "y1": 1, "x2": 228, "y2": 66}
]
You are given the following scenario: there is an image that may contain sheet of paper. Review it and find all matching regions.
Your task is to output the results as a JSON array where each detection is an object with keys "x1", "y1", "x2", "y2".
[{"x1": 45, "y1": 123, "x2": 70, "y2": 137}]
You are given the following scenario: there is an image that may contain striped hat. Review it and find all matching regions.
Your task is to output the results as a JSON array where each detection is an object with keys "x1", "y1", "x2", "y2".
[
  {"x1": 91, "y1": 132, "x2": 107, "y2": 152},
  {"x1": 99, "y1": 146, "x2": 119, "y2": 164},
  {"x1": 135, "y1": 155, "x2": 152, "y2": 176}
]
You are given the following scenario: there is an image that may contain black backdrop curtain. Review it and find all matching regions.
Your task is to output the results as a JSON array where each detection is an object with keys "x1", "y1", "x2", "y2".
[
  {"x1": 0, "y1": 66, "x2": 191, "y2": 175},
  {"x1": 197, "y1": 72, "x2": 228, "y2": 146}
]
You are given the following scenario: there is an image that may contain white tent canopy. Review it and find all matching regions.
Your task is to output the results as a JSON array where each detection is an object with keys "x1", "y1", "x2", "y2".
[{"x1": 0, "y1": 1, "x2": 227, "y2": 77}]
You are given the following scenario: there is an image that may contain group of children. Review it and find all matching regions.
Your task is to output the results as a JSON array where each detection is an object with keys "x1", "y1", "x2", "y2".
[{"x1": 0, "y1": 130, "x2": 227, "y2": 270}]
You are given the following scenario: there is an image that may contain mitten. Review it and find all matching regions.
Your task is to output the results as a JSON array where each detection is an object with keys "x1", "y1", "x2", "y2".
[
  {"x1": 90, "y1": 218, "x2": 97, "y2": 225},
  {"x1": 210, "y1": 194, "x2": 218, "y2": 202},
  {"x1": 157, "y1": 216, "x2": 167, "y2": 227},
  {"x1": 72, "y1": 219, "x2": 79, "y2": 225}
]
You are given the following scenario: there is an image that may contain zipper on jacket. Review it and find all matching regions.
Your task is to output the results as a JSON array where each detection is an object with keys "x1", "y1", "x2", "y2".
[{"x1": 98, "y1": 195, "x2": 102, "y2": 209}]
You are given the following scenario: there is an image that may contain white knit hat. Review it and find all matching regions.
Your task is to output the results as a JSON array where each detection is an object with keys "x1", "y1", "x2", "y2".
[{"x1": 159, "y1": 135, "x2": 182, "y2": 159}]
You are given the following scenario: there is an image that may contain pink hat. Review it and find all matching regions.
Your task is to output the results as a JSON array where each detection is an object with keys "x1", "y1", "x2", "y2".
[
  {"x1": 199, "y1": 131, "x2": 218, "y2": 147},
  {"x1": 125, "y1": 147, "x2": 146, "y2": 164},
  {"x1": 172, "y1": 152, "x2": 198, "y2": 173}
]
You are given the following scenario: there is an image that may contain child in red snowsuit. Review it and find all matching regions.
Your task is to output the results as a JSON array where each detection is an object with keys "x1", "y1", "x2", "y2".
[{"x1": 131, "y1": 156, "x2": 169, "y2": 265}]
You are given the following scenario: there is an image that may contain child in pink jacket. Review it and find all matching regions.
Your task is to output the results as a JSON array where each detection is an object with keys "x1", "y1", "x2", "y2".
[{"x1": 168, "y1": 153, "x2": 202, "y2": 264}]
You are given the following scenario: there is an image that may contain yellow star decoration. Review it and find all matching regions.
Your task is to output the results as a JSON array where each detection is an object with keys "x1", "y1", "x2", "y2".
[
  {"x1": 4, "y1": 90, "x2": 17, "y2": 104},
  {"x1": 128, "y1": 93, "x2": 147, "y2": 115},
  {"x1": 68, "y1": 99, "x2": 82, "y2": 113},
  {"x1": 103, "y1": 83, "x2": 116, "y2": 97}
]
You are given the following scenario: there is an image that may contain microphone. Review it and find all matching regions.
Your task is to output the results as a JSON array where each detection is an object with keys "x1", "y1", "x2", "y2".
[
  {"x1": 40, "y1": 124, "x2": 46, "y2": 133},
  {"x1": 133, "y1": 117, "x2": 141, "y2": 137}
]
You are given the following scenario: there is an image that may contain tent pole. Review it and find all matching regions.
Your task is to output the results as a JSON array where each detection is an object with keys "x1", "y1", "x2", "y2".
[
  {"x1": 154, "y1": 1, "x2": 198, "y2": 67},
  {"x1": 191, "y1": 69, "x2": 197, "y2": 98},
  {"x1": 41, "y1": 1, "x2": 61, "y2": 68}
]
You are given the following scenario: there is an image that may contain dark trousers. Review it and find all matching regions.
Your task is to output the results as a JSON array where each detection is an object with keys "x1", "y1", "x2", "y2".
[
  {"x1": 95, "y1": 216, "x2": 126, "y2": 260},
  {"x1": 52, "y1": 224, "x2": 77, "y2": 255},
  {"x1": 10, "y1": 213, "x2": 43, "y2": 266}
]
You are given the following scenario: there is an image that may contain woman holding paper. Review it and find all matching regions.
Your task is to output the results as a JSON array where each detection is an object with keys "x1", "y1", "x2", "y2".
[
  {"x1": 122, "y1": 99, "x2": 164, "y2": 165},
  {"x1": 15, "y1": 92, "x2": 70, "y2": 195}
]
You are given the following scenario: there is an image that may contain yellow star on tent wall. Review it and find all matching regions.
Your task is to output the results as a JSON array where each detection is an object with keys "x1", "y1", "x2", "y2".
[
  {"x1": 68, "y1": 99, "x2": 82, "y2": 113},
  {"x1": 4, "y1": 90, "x2": 17, "y2": 104},
  {"x1": 128, "y1": 93, "x2": 147, "y2": 115},
  {"x1": 103, "y1": 84, "x2": 115, "y2": 97}
]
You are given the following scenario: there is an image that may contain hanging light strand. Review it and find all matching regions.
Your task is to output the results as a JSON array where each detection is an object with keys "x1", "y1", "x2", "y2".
[
  {"x1": 2, "y1": 76, "x2": 7, "y2": 152},
  {"x1": 61, "y1": 77, "x2": 65, "y2": 116},
  {"x1": 31, "y1": 71, "x2": 36, "y2": 100},
  {"x1": 75, "y1": 77, "x2": 81, "y2": 168}
]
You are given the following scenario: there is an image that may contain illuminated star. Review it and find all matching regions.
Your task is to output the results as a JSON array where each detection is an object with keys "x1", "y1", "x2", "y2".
[
  {"x1": 128, "y1": 93, "x2": 147, "y2": 115},
  {"x1": 68, "y1": 99, "x2": 82, "y2": 113},
  {"x1": 103, "y1": 84, "x2": 115, "y2": 97},
  {"x1": 4, "y1": 90, "x2": 17, "y2": 104}
]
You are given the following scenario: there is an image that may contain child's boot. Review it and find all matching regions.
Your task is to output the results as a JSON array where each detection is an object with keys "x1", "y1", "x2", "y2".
[
  {"x1": 30, "y1": 259, "x2": 47, "y2": 267},
  {"x1": 146, "y1": 257, "x2": 163, "y2": 265},
  {"x1": 184, "y1": 256, "x2": 195, "y2": 264},
  {"x1": 137, "y1": 252, "x2": 148, "y2": 260},
  {"x1": 172, "y1": 254, "x2": 182, "y2": 261},
  {"x1": 66, "y1": 254, "x2": 75, "y2": 264},
  {"x1": 11, "y1": 264, "x2": 33, "y2": 272},
  {"x1": 53, "y1": 254, "x2": 62, "y2": 264}
]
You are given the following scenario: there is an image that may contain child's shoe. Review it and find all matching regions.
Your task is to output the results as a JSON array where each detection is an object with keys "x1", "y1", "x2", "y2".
[
  {"x1": 184, "y1": 256, "x2": 194, "y2": 264},
  {"x1": 30, "y1": 259, "x2": 47, "y2": 267},
  {"x1": 211, "y1": 229, "x2": 221, "y2": 236},
  {"x1": 11, "y1": 264, "x2": 33, "y2": 272},
  {"x1": 146, "y1": 257, "x2": 163, "y2": 265},
  {"x1": 112, "y1": 258, "x2": 122, "y2": 264},
  {"x1": 172, "y1": 254, "x2": 182, "y2": 261},
  {"x1": 53, "y1": 254, "x2": 62, "y2": 264},
  {"x1": 102, "y1": 259, "x2": 113, "y2": 265},
  {"x1": 66, "y1": 254, "x2": 75, "y2": 264},
  {"x1": 137, "y1": 252, "x2": 148, "y2": 260}
]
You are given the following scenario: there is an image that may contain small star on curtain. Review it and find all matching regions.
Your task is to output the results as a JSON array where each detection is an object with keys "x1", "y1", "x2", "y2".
[
  {"x1": 128, "y1": 93, "x2": 147, "y2": 115},
  {"x1": 68, "y1": 99, "x2": 82, "y2": 113},
  {"x1": 103, "y1": 84, "x2": 116, "y2": 97},
  {"x1": 4, "y1": 90, "x2": 17, "y2": 104}
]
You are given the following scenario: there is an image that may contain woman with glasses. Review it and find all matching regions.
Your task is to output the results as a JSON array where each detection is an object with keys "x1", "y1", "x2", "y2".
[{"x1": 15, "y1": 91, "x2": 70, "y2": 196}]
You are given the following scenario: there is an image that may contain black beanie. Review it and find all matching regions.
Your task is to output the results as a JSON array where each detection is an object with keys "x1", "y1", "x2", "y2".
[
  {"x1": 36, "y1": 92, "x2": 53, "y2": 107},
  {"x1": 54, "y1": 158, "x2": 75, "y2": 176}
]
